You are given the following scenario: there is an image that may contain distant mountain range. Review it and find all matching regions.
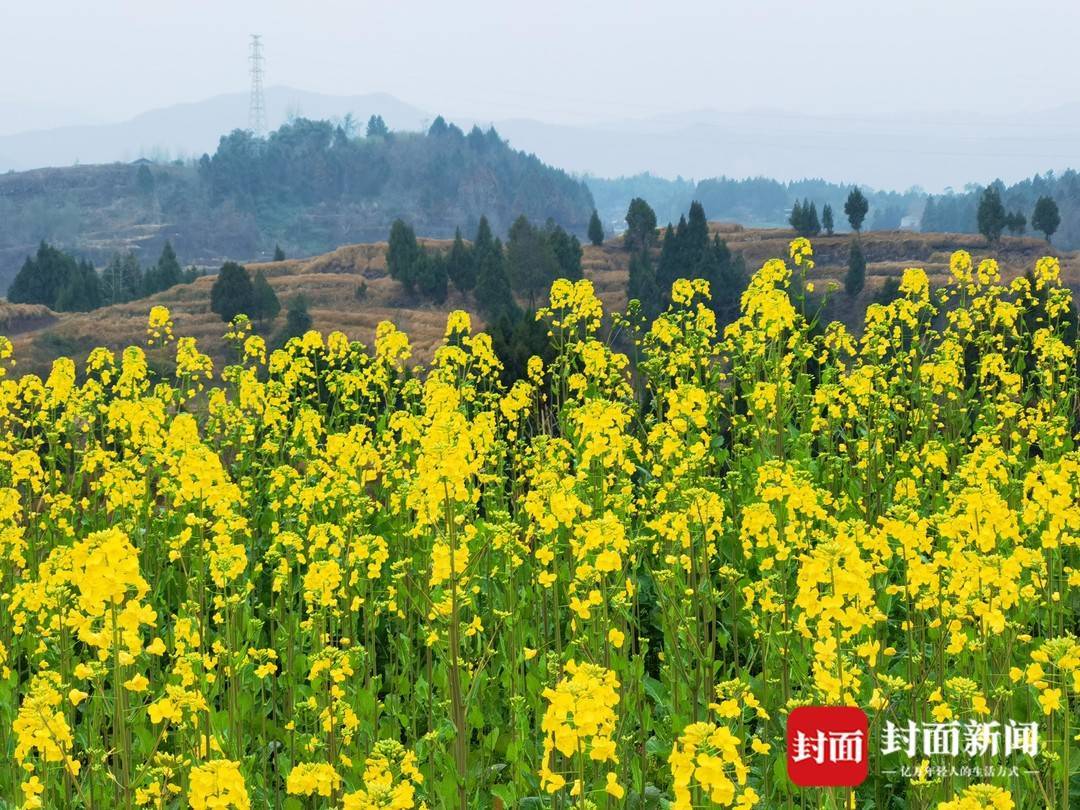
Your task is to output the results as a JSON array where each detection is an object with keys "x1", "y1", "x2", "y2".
[
  {"x1": 0, "y1": 117, "x2": 595, "y2": 292},
  {"x1": 0, "y1": 87, "x2": 429, "y2": 170},
  {"x1": 5, "y1": 88, "x2": 1080, "y2": 191}
]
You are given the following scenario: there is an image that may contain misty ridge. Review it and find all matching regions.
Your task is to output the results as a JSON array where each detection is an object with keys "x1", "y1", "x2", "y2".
[
  {"x1": 6, "y1": 86, "x2": 1080, "y2": 192},
  {"x1": 3, "y1": 87, "x2": 1080, "y2": 292}
]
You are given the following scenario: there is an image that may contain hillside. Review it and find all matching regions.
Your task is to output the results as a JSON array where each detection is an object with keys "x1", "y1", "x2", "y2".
[
  {"x1": 0, "y1": 87, "x2": 429, "y2": 171},
  {"x1": 0, "y1": 117, "x2": 595, "y2": 293},
  {"x1": 5, "y1": 228, "x2": 1074, "y2": 379}
]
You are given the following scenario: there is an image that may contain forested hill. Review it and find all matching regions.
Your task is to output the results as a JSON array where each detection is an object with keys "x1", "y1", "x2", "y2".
[{"x1": 0, "y1": 116, "x2": 595, "y2": 293}]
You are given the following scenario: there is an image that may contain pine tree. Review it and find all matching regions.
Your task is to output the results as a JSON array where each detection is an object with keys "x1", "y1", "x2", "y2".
[
  {"x1": 711, "y1": 238, "x2": 746, "y2": 327},
  {"x1": 507, "y1": 215, "x2": 559, "y2": 309},
  {"x1": 844, "y1": 188, "x2": 869, "y2": 232},
  {"x1": 149, "y1": 241, "x2": 182, "y2": 293},
  {"x1": 54, "y1": 260, "x2": 102, "y2": 312},
  {"x1": 210, "y1": 262, "x2": 255, "y2": 322},
  {"x1": 685, "y1": 201, "x2": 710, "y2": 264},
  {"x1": 120, "y1": 253, "x2": 143, "y2": 301},
  {"x1": 446, "y1": 228, "x2": 476, "y2": 293},
  {"x1": 276, "y1": 296, "x2": 313, "y2": 346},
  {"x1": 1032, "y1": 196, "x2": 1060, "y2": 242},
  {"x1": 273, "y1": 244, "x2": 286, "y2": 261},
  {"x1": 366, "y1": 115, "x2": 389, "y2": 138},
  {"x1": 822, "y1": 204, "x2": 834, "y2": 235},
  {"x1": 547, "y1": 224, "x2": 583, "y2": 281},
  {"x1": 789, "y1": 200, "x2": 805, "y2": 234},
  {"x1": 921, "y1": 197, "x2": 938, "y2": 232},
  {"x1": 656, "y1": 224, "x2": 679, "y2": 293},
  {"x1": 387, "y1": 219, "x2": 420, "y2": 293},
  {"x1": 628, "y1": 250, "x2": 660, "y2": 318},
  {"x1": 976, "y1": 186, "x2": 1007, "y2": 244},
  {"x1": 7, "y1": 242, "x2": 78, "y2": 309},
  {"x1": 624, "y1": 198, "x2": 658, "y2": 252},
  {"x1": 414, "y1": 251, "x2": 449, "y2": 304},
  {"x1": 806, "y1": 201, "x2": 821, "y2": 236},
  {"x1": 251, "y1": 269, "x2": 281, "y2": 321},
  {"x1": 588, "y1": 210, "x2": 604, "y2": 246},
  {"x1": 845, "y1": 240, "x2": 866, "y2": 297},
  {"x1": 474, "y1": 237, "x2": 516, "y2": 319},
  {"x1": 1005, "y1": 211, "x2": 1027, "y2": 236}
]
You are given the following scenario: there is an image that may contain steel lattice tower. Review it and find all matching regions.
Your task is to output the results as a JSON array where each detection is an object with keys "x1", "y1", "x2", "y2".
[{"x1": 248, "y1": 35, "x2": 266, "y2": 137}]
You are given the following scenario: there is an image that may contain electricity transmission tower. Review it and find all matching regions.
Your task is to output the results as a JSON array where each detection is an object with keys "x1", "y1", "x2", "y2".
[{"x1": 248, "y1": 34, "x2": 266, "y2": 137}]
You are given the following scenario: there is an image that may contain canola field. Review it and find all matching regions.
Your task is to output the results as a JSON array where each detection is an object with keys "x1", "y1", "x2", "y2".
[{"x1": 0, "y1": 241, "x2": 1076, "y2": 809}]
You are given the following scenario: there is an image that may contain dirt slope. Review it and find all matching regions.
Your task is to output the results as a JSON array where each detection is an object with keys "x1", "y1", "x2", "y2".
[{"x1": 5, "y1": 228, "x2": 1075, "y2": 378}]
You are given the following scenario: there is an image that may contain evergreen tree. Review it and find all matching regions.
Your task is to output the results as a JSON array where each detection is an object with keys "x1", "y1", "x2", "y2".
[
  {"x1": 588, "y1": 210, "x2": 604, "y2": 246},
  {"x1": 656, "y1": 224, "x2": 679, "y2": 293},
  {"x1": 806, "y1": 200, "x2": 821, "y2": 236},
  {"x1": 251, "y1": 269, "x2": 281, "y2": 321},
  {"x1": 711, "y1": 238, "x2": 746, "y2": 327},
  {"x1": 547, "y1": 223, "x2": 583, "y2": 281},
  {"x1": 628, "y1": 250, "x2": 660, "y2": 318},
  {"x1": 921, "y1": 197, "x2": 938, "y2": 232},
  {"x1": 624, "y1": 197, "x2": 658, "y2": 252},
  {"x1": 7, "y1": 242, "x2": 78, "y2": 309},
  {"x1": 977, "y1": 186, "x2": 1007, "y2": 244},
  {"x1": 507, "y1": 215, "x2": 559, "y2": 308},
  {"x1": 1032, "y1": 196, "x2": 1060, "y2": 242},
  {"x1": 474, "y1": 216, "x2": 495, "y2": 257},
  {"x1": 673, "y1": 215, "x2": 689, "y2": 266},
  {"x1": 120, "y1": 253, "x2": 144, "y2": 301},
  {"x1": 844, "y1": 187, "x2": 869, "y2": 232},
  {"x1": 387, "y1": 219, "x2": 420, "y2": 293},
  {"x1": 54, "y1": 260, "x2": 102, "y2": 312},
  {"x1": 277, "y1": 296, "x2": 313, "y2": 345},
  {"x1": 789, "y1": 200, "x2": 805, "y2": 234},
  {"x1": 273, "y1": 244, "x2": 286, "y2": 261},
  {"x1": 685, "y1": 201, "x2": 710, "y2": 262},
  {"x1": 146, "y1": 241, "x2": 182, "y2": 294},
  {"x1": 210, "y1": 261, "x2": 255, "y2": 322},
  {"x1": 474, "y1": 237, "x2": 516, "y2": 319},
  {"x1": 428, "y1": 116, "x2": 449, "y2": 137},
  {"x1": 822, "y1": 203, "x2": 834, "y2": 235},
  {"x1": 845, "y1": 240, "x2": 866, "y2": 297},
  {"x1": 446, "y1": 228, "x2": 476, "y2": 293},
  {"x1": 366, "y1": 115, "x2": 389, "y2": 138},
  {"x1": 1005, "y1": 211, "x2": 1027, "y2": 236},
  {"x1": 8, "y1": 243, "x2": 104, "y2": 312},
  {"x1": 488, "y1": 309, "x2": 553, "y2": 385},
  {"x1": 414, "y1": 251, "x2": 449, "y2": 304}
]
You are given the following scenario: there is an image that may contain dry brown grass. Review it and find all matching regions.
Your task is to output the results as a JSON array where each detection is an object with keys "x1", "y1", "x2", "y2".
[
  {"x1": 5, "y1": 227, "x2": 1076, "y2": 378},
  {"x1": 0, "y1": 301, "x2": 55, "y2": 333}
]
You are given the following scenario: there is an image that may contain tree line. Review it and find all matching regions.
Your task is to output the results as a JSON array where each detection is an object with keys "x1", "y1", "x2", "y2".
[
  {"x1": 208, "y1": 260, "x2": 320, "y2": 348},
  {"x1": 968, "y1": 187, "x2": 1059, "y2": 243},
  {"x1": 386, "y1": 215, "x2": 587, "y2": 314},
  {"x1": 788, "y1": 188, "x2": 869, "y2": 237},
  {"x1": 922, "y1": 173, "x2": 1069, "y2": 244},
  {"x1": 588, "y1": 174, "x2": 921, "y2": 237},
  {"x1": 6, "y1": 240, "x2": 200, "y2": 312},
  {"x1": 619, "y1": 198, "x2": 747, "y2": 323}
]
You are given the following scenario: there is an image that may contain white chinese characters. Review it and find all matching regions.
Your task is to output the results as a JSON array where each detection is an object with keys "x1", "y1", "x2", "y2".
[
  {"x1": 792, "y1": 729, "x2": 866, "y2": 765},
  {"x1": 881, "y1": 720, "x2": 1038, "y2": 759}
]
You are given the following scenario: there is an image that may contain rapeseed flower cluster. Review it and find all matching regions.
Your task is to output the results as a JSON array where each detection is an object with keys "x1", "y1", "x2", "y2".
[{"x1": 0, "y1": 242, "x2": 1075, "y2": 808}]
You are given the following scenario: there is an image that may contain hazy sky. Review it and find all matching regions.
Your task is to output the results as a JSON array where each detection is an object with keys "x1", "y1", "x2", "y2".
[{"x1": 5, "y1": 0, "x2": 1080, "y2": 128}]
